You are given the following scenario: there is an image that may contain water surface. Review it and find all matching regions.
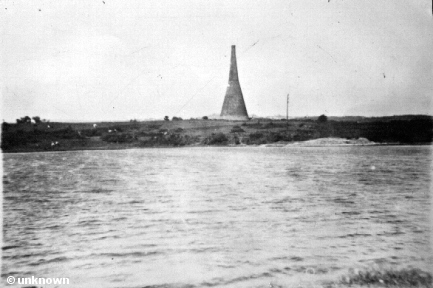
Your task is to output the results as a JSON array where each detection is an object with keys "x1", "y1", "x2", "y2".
[{"x1": 2, "y1": 146, "x2": 432, "y2": 287}]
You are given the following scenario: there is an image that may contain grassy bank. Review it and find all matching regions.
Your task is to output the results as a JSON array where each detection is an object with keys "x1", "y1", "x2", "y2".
[{"x1": 1, "y1": 115, "x2": 432, "y2": 153}]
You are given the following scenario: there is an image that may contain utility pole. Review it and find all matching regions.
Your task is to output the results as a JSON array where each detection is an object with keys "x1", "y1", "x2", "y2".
[{"x1": 286, "y1": 93, "x2": 289, "y2": 121}]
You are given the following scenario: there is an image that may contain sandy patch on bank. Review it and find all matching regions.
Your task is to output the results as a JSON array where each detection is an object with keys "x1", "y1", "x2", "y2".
[{"x1": 263, "y1": 137, "x2": 376, "y2": 147}]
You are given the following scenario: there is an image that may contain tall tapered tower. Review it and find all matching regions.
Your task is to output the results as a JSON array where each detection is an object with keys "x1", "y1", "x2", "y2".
[{"x1": 220, "y1": 45, "x2": 249, "y2": 120}]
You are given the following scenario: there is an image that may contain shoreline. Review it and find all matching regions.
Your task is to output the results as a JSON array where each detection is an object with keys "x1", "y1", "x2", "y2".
[{"x1": 2, "y1": 141, "x2": 431, "y2": 154}]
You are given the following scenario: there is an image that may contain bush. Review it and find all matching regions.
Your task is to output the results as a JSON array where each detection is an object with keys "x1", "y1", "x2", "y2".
[
  {"x1": 202, "y1": 116, "x2": 208, "y2": 120},
  {"x1": 246, "y1": 132, "x2": 266, "y2": 145},
  {"x1": 249, "y1": 132, "x2": 264, "y2": 139},
  {"x1": 233, "y1": 135, "x2": 240, "y2": 145},
  {"x1": 164, "y1": 116, "x2": 169, "y2": 121},
  {"x1": 172, "y1": 116, "x2": 183, "y2": 121},
  {"x1": 16, "y1": 116, "x2": 31, "y2": 124},
  {"x1": 246, "y1": 131, "x2": 292, "y2": 144},
  {"x1": 318, "y1": 114, "x2": 328, "y2": 123},
  {"x1": 205, "y1": 133, "x2": 228, "y2": 145},
  {"x1": 51, "y1": 126, "x2": 82, "y2": 139}
]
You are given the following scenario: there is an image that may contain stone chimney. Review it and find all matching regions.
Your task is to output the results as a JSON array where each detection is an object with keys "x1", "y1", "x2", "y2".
[{"x1": 220, "y1": 45, "x2": 249, "y2": 120}]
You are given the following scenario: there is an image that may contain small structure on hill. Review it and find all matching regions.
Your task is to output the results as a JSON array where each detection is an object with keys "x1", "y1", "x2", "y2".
[{"x1": 220, "y1": 45, "x2": 249, "y2": 120}]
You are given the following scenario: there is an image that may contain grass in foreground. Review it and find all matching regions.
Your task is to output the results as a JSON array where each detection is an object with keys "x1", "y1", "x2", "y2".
[{"x1": 331, "y1": 268, "x2": 432, "y2": 287}]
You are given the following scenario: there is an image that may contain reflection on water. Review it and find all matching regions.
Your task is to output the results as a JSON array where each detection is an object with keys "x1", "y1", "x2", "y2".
[{"x1": 2, "y1": 146, "x2": 432, "y2": 287}]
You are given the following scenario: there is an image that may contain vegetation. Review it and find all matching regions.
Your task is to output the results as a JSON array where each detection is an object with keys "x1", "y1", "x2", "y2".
[
  {"x1": 245, "y1": 131, "x2": 293, "y2": 145},
  {"x1": 101, "y1": 133, "x2": 135, "y2": 143},
  {"x1": 16, "y1": 116, "x2": 31, "y2": 124},
  {"x1": 230, "y1": 125, "x2": 245, "y2": 133},
  {"x1": 318, "y1": 114, "x2": 328, "y2": 123},
  {"x1": 1, "y1": 115, "x2": 432, "y2": 152},
  {"x1": 337, "y1": 267, "x2": 432, "y2": 287},
  {"x1": 204, "y1": 133, "x2": 228, "y2": 145}
]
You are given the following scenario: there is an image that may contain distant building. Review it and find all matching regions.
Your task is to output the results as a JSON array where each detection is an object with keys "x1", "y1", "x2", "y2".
[{"x1": 220, "y1": 45, "x2": 249, "y2": 120}]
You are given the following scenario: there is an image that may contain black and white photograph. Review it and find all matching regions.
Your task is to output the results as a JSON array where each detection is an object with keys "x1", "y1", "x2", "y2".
[{"x1": 1, "y1": 1, "x2": 432, "y2": 287}]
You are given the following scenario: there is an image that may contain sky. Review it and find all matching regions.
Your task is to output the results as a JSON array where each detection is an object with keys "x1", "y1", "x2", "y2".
[{"x1": 1, "y1": 0, "x2": 432, "y2": 122}]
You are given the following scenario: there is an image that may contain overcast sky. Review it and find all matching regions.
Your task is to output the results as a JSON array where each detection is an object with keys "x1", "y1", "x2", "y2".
[{"x1": 1, "y1": 0, "x2": 432, "y2": 122}]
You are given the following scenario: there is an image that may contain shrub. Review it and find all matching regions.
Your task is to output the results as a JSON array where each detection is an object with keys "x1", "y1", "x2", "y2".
[
  {"x1": 318, "y1": 114, "x2": 328, "y2": 123},
  {"x1": 16, "y1": 116, "x2": 31, "y2": 124},
  {"x1": 51, "y1": 126, "x2": 82, "y2": 139},
  {"x1": 164, "y1": 116, "x2": 169, "y2": 121},
  {"x1": 233, "y1": 135, "x2": 240, "y2": 145},
  {"x1": 249, "y1": 132, "x2": 264, "y2": 140},
  {"x1": 202, "y1": 116, "x2": 208, "y2": 120},
  {"x1": 246, "y1": 132, "x2": 266, "y2": 145},
  {"x1": 205, "y1": 133, "x2": 228, "y2": 145},
  {"x1": 172, "y1": 116, "x2": 183, "y2": 121}
]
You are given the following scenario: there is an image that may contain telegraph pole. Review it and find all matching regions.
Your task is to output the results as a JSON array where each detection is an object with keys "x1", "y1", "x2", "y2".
[{"x1": 286, "y1": 93, "x2": 289, "y2": 131}]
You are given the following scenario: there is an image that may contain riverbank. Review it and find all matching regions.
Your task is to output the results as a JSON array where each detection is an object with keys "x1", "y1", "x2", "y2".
[{"x1": 2, "y1": 115, "x2": 432, "y2": 153}]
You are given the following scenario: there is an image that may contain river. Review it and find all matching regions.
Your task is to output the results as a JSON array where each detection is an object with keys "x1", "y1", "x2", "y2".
[{"x1": 2, "y1": 146, "x2": 432, "y2": 287}]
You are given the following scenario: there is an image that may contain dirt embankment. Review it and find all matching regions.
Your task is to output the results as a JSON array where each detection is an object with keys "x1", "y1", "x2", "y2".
[{"x1": 288, "y1": 137, "x2": 376, "y2": 146}]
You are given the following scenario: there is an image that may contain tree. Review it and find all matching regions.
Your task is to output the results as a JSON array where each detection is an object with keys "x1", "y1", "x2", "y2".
[
  {"x1": 2, "y1": 121, "x2": 10, "y2": 130},
  {"x1": 202, "y1": 116, "x2": 208, "y2": 120},
  {"x1": 164, "y1": 116, "x2": 169, "y2": 121},
  {"x1": 318, "y1": 114, "x2": 328, "y2": 123},
  {"x1": 16, "y1": 116, "x2": 31, "y2": 124},
  {"x1": 172, "y1": 116, "x2": 183, "y2": 121},
  {"x1": 32, "y1": 116, "x2": 42, "y2": 123}
]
